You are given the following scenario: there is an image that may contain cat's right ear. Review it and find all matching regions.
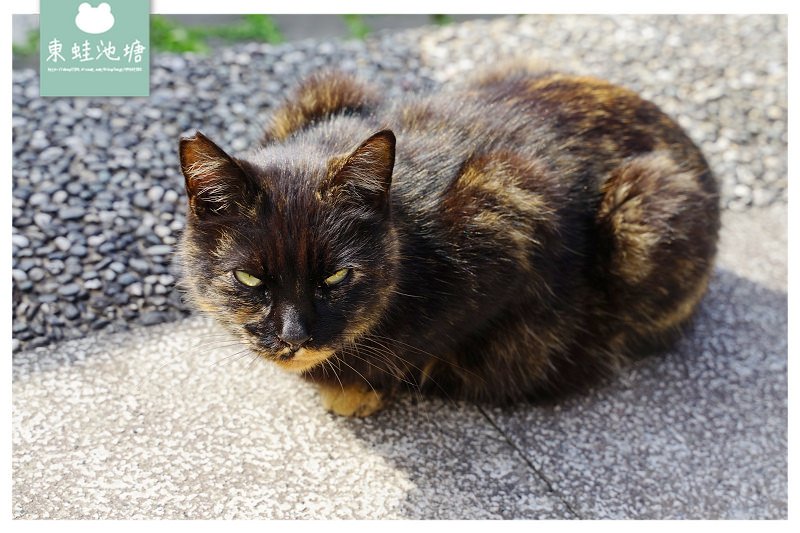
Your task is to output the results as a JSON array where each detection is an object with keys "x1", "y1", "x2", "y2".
[
  {"x1": 319, "y1": 129, "x2": 395, "y2": 214},
  {"x1": 179, "y1": 132, "x2": 253, "y2": 217}
]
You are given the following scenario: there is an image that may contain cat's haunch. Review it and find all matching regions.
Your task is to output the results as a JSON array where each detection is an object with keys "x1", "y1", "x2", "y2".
[{"x1": 179, "y1": 67, "x2": 719, "y2": 417}]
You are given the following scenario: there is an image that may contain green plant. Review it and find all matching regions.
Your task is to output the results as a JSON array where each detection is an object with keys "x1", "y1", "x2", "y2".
[
  {"x1": 12, "y1": 27, "x2": 39, "y2": 57},
  {"x1": 150, "y1": 14, "x2": 209, "y2": 53},
  {"x1": 220, "y1": 14, "x2": 284, "y2": 44},
  {"x1": 341, "y1": 14, "x2": 371, "y2": 40},
  {"x1": 149, "y1": 14, "x2": 285, "y2": 54},
  {"x1": 431, "y1": 14, "x2": 453, "y2": 26}
]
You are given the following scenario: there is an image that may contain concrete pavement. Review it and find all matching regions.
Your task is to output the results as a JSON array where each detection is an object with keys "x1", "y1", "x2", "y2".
[{"x1": 12, "y1": 204, "x2": 787, "y2": 519}]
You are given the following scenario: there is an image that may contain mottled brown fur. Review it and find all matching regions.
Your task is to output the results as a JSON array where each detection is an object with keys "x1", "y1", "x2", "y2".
[
  {"x1": 179, "y1": 67, "x2": 719, "y2": 416},
  {"x1": 262, "y1": 70, "x2": 381, "y2": 144}
]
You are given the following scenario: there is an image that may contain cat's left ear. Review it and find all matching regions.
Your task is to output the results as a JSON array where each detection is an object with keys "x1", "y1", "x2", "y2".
[
  {"x1": 179, "y1": 131, "x2": 255, "y2": 217},
  {"x1": 320, "y1": 129, "x2": 395, "y2": 213}
]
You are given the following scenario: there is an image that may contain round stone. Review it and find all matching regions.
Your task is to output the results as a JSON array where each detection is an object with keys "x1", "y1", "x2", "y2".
[
  {"x1": 117, "y1": 272, "x2": 139, "y2": 286},
  {"x1": 54, "y1": 236, "x2": 71, "y2": 252},
  {"x1": 59, "y1": 206, "x2": 86, "y2": 220},
  {"x1": 63, "y1": 304, "x2": 81, "y2": 320},
  {"x1": 28, "y1": 267, "x2": 46, "y2": 282},
  {"x1": 12, "y1": 234, "x2": 30, "y2": 248},
  {"x1": 51, "y1": 190, "x2": 68, "y2": 204},
  {"x1": 128, "y1": 258, "x2": 151, "y2": 273},
  {"x1": 59, "y1": 283, "x2": 81, "y2": 297},
  {"x1": 84, "y1": 279, "x2": 103, "y2": 290},
  {"x1": 87, "y1": 234, "x2": 107, "y2": 247},
  {"x1": 163, "y1": 189, "x2": 180, "y2": 203},
  {"x1": 147, "y1": 186, "x2": 165, "y2": 203}
]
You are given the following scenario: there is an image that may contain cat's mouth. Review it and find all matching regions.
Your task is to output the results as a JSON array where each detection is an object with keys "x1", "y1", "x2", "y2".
[
  {"x1": 270, "y1": 346, "x2": 336, "y2": 373},
  {"x1": 239, "y1": 331, "x2": 338, "y2": 373}
]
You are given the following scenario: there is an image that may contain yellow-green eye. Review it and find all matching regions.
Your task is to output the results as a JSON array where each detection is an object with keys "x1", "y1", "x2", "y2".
[
  {"x1": 234, "y1": 270, "x2": 262, "y2": 287},
  {"x1": 324, "y1": 268, "x2": 349, "y2": 287}
]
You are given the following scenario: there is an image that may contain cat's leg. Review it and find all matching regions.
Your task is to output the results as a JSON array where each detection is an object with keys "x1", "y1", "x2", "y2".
[
  {"x1": 317, "y1": 383, "x2": 385, "y2": 417},
  {"x1": 419, "y1": 304, "x2": 611, "y2": 403},
  {"x1": 596, "y1": 151, "x2": 719, "y2": 344}
]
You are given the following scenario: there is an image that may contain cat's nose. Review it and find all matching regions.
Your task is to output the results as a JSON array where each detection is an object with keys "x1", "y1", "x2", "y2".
[
  {"x1": 278, "y1": 307, "x2": 311, "y2": 348},
  {"x1": 279, "y1": 330, "x2": 311, "y2": 349}
]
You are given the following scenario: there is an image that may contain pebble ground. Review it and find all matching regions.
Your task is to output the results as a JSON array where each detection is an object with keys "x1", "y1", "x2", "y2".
[{"x1": 11, "y1": 15, "x2": 787, "y2": 352}]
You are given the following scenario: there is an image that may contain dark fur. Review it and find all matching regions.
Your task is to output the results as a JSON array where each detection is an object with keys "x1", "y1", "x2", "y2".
[{"x1": 179, "y1": 68, "x2": 719, "y2": 413}]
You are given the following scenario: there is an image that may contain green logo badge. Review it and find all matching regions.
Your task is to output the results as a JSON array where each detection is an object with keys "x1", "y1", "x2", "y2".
[{"x1": 40, "y1": 1, "x2": 150, "y2": 97}]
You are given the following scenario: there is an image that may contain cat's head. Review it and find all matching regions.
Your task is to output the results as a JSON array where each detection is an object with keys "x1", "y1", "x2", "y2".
[{"x1": 178, "y1": 129, "x2": 399, "y2": 373}]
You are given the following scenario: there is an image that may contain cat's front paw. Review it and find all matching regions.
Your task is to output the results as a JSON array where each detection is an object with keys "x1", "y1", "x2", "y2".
[{"x1": 318, "y1": 383, "x2": 384, "y2": 417}]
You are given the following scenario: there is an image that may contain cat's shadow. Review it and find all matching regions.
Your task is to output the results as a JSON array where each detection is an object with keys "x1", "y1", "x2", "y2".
[{"x1": 331, "y1": 266, "x2": 788, "y2": 518}]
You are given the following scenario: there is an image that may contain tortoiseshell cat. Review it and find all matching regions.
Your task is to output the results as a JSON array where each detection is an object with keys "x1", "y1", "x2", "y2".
[{"x1": 179, "y1": 67, "x2": 719, "y2": 417}]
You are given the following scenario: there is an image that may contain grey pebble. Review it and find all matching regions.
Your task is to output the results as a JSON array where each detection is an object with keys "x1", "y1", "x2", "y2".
[
  {"x1": 28, "y1": 267, "x2": 46, "y2": 282},
  {"x1": 98, "y1": 241, "x2": 117, "y2": 255},
  {"x1": 132, "y1": 193, "x2": 150, "y2": 209},
  {"x1": 34, "y1": 212, "x2": 53, "y2": 229},
  {"x1": 17, "y1": 259, "x2": 36, "y2": 272},
  {"x1": 54, "y1": 236, "x2": 71, "y2": 252},
  {"x1": 51, "y1": 190, "x2": 68, "y2": 204},
  {"x1": 64, "y1": 259, "x2": 83, "y2": 276},
  {"x1": 127, "y1": 283, "x2": 144, "y2": 297},
  {"x1": 129, "y1": 257, "x2": 151, "y2": 273},
  {"x1": 85, "y1": 107, "x2": 103, "y2": 119},
  {"x1": 146, "y1": 245, "x2": 173, "y2": 256},
  {"x1": 163, "y1": 189, "x2": 180, "y2": 203},
  {"x1": 147, "y1": 186, "x2": 165, "y2": 203},
  {"x1": 12, "y1": 234, "x2": 30, "y2": 248},
  {"x1": 84, "y1": 279, "x2": 102, "y2": 290},
  {"x1": 91, "y1": 319, "x2": 111, "y2": 330},
  {"x1": 38, "y1": 147, "x2": 64, "y2": 164},
  {"x1": 63, "y1": 304, "x2": 81, "y2": 320},
  {"x1": 87, "y1": 234, "x2": 106, "y2": 247},
  {"x1": 154, "y1": 225, "x2": 171, "y2": 239},
  {"x1": 45, "y1": 260, "x2": 64, "y2": 275},
  {"x1": 117, "y1": 272, "x2": 139, "y2": 286},
  {"x1": 58, "y1": 206, "x2": 86, "y2": 220},
  {"x1": 28, "y1": 130, "x2": 49, "y2": 150},
  {"x1": 58, "y1": 283, "x2": 81, "y2": 297},
  {"x1": 17, "y1": 280, "x2": 34, "y2": 292},
  {"x1": 141, "y1": 311, "x2": 167, "y2": 326},
  {"x1": 113, "y1": 292, "x2": 130, "y2": 305},
  {"x1": 28, "y1": 192, "x2": 50, "y2": 206}
]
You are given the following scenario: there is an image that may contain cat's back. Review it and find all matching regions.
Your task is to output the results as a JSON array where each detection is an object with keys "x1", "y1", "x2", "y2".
[{"x1": 388, "y1": 69, "x2": 709, "y2": 185}]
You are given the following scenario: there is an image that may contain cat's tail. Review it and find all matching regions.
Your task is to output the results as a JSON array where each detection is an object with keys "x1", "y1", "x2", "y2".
[
  {"x1": 463, "y1": 58, "x2": 556, "y2": 89},
  {"x1": 595, "y1": 151, "x2": 720, "y2": 350},
  {"x1": 261, "y1": 70, "x2": 382, "y2": 144}
]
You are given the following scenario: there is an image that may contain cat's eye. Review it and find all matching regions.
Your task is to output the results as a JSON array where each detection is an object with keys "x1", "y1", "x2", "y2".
[
  {"x1": 323, "y1": 268, "x2": 349, "y2": 287},
  {"x1": 234, "y1": 270, "x2": 263, "y2": 287}
]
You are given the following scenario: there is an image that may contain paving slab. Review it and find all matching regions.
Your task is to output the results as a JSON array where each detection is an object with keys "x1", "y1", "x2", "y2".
[{"x1": 12, "y1": 316, "x2": 571, "y2": 519}]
